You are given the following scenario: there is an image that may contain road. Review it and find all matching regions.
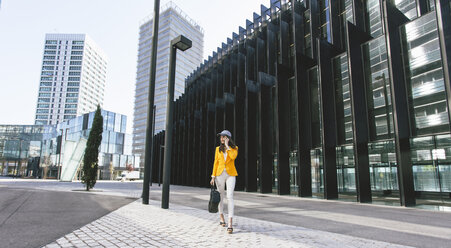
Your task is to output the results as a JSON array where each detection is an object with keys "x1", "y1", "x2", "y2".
[{"x1": 0, "y1": 182, "x2": 136, "y2": 248}]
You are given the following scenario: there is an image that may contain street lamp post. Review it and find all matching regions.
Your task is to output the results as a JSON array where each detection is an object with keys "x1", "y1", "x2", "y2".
[
  {"x1": 57, "y1": 128, "x2": 63, "y2": 180},
  {"x1": 142, "y1": 0, "x2": 161, "y2": 205},
  {"x1": 161, "y1": 35, "x2": 192, "y2": 209}
]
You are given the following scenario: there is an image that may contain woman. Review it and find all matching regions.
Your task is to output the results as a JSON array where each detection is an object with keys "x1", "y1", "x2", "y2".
[{"x1": 210, "y1": 130, "x2": 238, "y2": 234}]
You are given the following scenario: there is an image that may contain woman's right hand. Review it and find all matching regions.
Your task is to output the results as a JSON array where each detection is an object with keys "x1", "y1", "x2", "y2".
[{"x1": 210, "y1": 177, "x2": 215, "y2": 186}]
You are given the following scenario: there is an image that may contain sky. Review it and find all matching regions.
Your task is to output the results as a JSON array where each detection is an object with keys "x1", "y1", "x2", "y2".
[{"x1": 0, "y1": 0, "x2": 269, "y2": 133}]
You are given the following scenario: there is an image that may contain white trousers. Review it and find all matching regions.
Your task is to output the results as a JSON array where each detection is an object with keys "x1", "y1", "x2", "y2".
[{"x1": 215, "y1": 169, "x2": 236, "y2": 218}]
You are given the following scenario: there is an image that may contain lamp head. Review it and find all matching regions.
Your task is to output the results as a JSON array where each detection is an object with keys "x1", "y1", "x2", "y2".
[{"x1": 171, "y1": 35, "x2": 192, "y2": 51}]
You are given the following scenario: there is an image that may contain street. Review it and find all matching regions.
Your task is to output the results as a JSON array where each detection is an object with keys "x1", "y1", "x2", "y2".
[{"x1": 0, "y1": 181, "x2": 136, "y2": 248}]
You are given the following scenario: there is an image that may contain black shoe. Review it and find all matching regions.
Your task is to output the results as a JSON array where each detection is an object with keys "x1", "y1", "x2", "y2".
[{"x1": 219, "y1": 221, "x2": 226, "y2": 227}]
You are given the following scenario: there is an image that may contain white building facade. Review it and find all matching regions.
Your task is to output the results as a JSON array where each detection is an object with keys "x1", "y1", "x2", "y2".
[
  {"x1": 35, "y1": 34, "x2": 107, "y2": 125},
  {"x1": 133, "y1": 3, "x2": 204, "y2": 164}
]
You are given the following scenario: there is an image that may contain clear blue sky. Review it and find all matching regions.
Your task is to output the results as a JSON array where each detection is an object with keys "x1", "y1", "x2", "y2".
[{"x1": 0, "y1": 0, "x2": 269, "y2": 132}]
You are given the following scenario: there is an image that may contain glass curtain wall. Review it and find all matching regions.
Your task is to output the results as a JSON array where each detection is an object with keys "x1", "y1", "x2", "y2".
[
  {"x1": 272, "y1": 85, "x2": 279, "y2": 191},
  {"x1": 363, "y1": 36, "x2": 394, "y2": 140},
  {"x1": 401, "y1": 12, "x2": 448, "y2": 136},
  {"x1": 309, "y1": 66, "x2": 324, "y2": 196},
  {"x1": 0, "y1": 126, "x2": 46, "y2": 177},
  {"x1": 362, "y1": 0, "x2": 398, "y2": 197},
  {"x1": 411, "y1": 135, "x2": 451, "y2": 196},
  {"x1": 336, "y1": 145, "x2": 356, "y2": 193},
  {"x1": 368, "y1": 140, "x2": 399, "y2": 198},
  {"x1": 289, "y1": 77, "x2": 300, "y2": 195},
  {"x1": 366, "y1": 0, "x2": 384, "y2": 37},
  {"x1": 37, "y1": 110, "x2": 139, "y2": 180},
  {"x1": 401, "y1": 12, "x2": 450, "y2": 204},
  {"x1": 319, "y1": 0, "x2": 332, "y2": 43},
  {"x1": 337, "y1": 0, "x2": 353, "y2": 48},
  {"x1": 333, "y1": 53, "x2": 356, "y2": 195},
  {"x1": 394, "y1": 0, "x2": 418, "y2": 20}
]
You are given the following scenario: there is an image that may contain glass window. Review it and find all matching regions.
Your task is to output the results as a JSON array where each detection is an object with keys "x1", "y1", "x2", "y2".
[
  {"x1": 411, "y1": 135, "x2": 451, "y2": 194},
  {"x1": 39, "y1": 87, "x2": 52, "y2": 92},
  {"x1": 64, "y1": 109, "x2": 76, "y2": 114},
  {"x1": 309, "y1": 67, "x2": 322, "y2": 147},
  {"x1": 107, "y1": 112, "x2": 115, "y2": 131},
  {"x1": 38, "y1": 98, "x2": 50, "y2": 103},
  {"x1": 319, "y1": 0, "x2": 332, "y2": 43},
  {"x1": 395, "y1": 0, "x2": 418, "y2": 20},
  {"x1": 66, "y1": 93, "x2": 78, "y2": 97},
  {"x1": 65, "y1": 104, "x2": 77, "y2": 108},
  {"x1": 39, "y1": 93, "x2": 51, "y2": 97},
  {"x1": 368, "y1": 140, "x2": 398, "y2": 193},
  {"x1": 362, "y1": 36, "x2": 394, "y2": 140},
  {"x1": 401, "y1": 12, "x2": 448, "y2": 135},
  {"x1": 333, "y1": 54, "x2": 353, "y2": 144},
  {"x1": 365, "y1": 0, "x2": 383, "y2": 37},
  {"x1": 36, "y1": 109, "x2": 49, "y2": 114},
  {"x1": 311, "y1": 148, "x2": 324, "y2": 196},
  {"x1": 336, "y1": 145, "x2": 356, "y2": 193}
]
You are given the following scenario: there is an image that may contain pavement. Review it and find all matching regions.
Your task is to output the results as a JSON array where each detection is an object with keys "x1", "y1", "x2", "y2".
[
  {"x1": 0, "y1": 187, "x2": 135, "y2": 248},
  {"x1": 1, "y1": 178, "x2": 451, "y2": 248}
]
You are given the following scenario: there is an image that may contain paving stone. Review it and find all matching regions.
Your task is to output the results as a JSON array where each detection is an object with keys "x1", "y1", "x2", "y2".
[
  {"x1": 44, "y1": 199, "x2": 412, "y2": 248},
  {"x1": 45, "y1": 244, "x2": 61, "y2": 248}
]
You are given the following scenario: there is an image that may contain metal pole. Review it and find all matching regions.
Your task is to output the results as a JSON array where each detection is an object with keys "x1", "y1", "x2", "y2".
[
  {"x1": 142, "y1": 0, "x2": 160, "y2": 205},
  {"x1": 159, "y1": 145, "x2": 163, "y2": 186},
  {"x1": 57, "y1": 129, "x2": 63, "y2": 180},
  {"x1": 161, "y1": 46, "x2": 177, "y2": 209}
]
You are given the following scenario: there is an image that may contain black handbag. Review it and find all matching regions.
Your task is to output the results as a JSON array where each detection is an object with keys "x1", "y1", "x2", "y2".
[{"x1": 208, "y1": 183, "x2": 221, "y2": 213}]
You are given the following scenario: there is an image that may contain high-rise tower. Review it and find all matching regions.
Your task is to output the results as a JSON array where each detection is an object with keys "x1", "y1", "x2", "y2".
[
  {"x1": 132, "y1": 3, "x2": 204, "y2": 166},
  {"x1": 35, "y1": 34, "x2": 107, "y2": 125}
]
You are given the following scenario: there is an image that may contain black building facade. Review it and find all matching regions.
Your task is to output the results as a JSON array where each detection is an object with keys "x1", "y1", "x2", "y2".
[{"x1": 151, "y1": 0, "x2": 451, "y2": 207}]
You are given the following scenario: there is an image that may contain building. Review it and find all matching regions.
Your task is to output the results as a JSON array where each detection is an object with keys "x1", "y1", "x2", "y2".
[
  {"x1": 0, "y1": 125, "x2": 47, "y2": 177},
  {"x1": 35, "y1": 34, "x2": 108, "y2": 125},
  {"x1": 1, "y1": 110, "x2": 139, "y2": 180},
  {"x1": 150, "y1": 0, "x2": 451, "y2": 208},
  {"x1": 132, "y1": 2, "x2": 204, "y2": 168}
]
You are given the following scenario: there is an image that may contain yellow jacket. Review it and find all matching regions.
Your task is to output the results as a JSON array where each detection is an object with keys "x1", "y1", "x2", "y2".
[{"x1": 211, "y1": 146, "x2": 238, "y2": 177}]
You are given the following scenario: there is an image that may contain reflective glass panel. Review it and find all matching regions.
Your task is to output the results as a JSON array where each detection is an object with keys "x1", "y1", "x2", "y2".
[{"x1": 401, "y1": 12, "x2": 448, "y2": 135}]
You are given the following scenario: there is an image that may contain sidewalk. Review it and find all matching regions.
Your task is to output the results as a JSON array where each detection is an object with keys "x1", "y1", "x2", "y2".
[{"x1": 43, "y1": 199, "x2": 410, "y2": 248}]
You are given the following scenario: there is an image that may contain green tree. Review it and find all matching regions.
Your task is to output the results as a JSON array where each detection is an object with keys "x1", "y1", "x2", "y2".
[{"x1": 82, "y1": 105, "x2": 103, "y2": 191}]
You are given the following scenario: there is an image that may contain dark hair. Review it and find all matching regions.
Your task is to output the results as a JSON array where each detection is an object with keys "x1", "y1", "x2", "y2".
[{"x1": 219, "y1": 137, "x2": 236, "y2": 152}]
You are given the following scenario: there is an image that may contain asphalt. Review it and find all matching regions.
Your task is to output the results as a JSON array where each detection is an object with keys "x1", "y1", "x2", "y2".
[{"x1": 0, "y1": 187, "x2": 136, "y2": 248}]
